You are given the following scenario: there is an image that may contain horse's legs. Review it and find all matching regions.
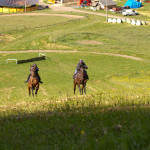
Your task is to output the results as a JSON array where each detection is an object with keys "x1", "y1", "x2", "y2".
[
  {"x1": 84, "y1": 81, "x2": 87, "y2": 94},
  {"x1": 32, "y1": 87, "x2": 34, "y2": 97},
  {"x1": 35, "y1": 88, "x2": 38, "y2": 96},
  {"x1": 28, "y1": 87, "x2": 31, "y2": 96},
  {"x1": 81, "y1": 84, "x2": 84, "y2": 95},
  {"x1": 74, "y1": 82, "x2": 77, "y2": 94},
  {"x1": 35, "y1": 85, "x2": 39, "y2": 96},
  {"x1": 83, "y1": 84, "x2": 86, "y2": 94},
  {"x1": 78, "y1": 84, "x2": 81, "y2": 95}
]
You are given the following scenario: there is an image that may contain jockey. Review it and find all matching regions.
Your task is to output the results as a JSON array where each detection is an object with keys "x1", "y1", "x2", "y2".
[
  {"x1": 25, "y1": 64, "x2": 43, "y2": 83},
  {"x1": 73, "y1": 59, "x2": 89, "y2": 79}
]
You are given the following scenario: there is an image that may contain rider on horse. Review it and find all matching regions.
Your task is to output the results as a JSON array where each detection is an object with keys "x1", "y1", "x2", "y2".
[
  {"x1": 73, "y1": 59, "x2": 89, "y2": 80},
  {"x1": 25, "y1": 64, "x2": 43, "y2": 84}
]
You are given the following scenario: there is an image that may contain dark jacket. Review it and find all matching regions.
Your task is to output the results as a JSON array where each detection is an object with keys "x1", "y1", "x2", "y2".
[{"x1": 30, "y1": 66, "x2": 39, "y2": 73}]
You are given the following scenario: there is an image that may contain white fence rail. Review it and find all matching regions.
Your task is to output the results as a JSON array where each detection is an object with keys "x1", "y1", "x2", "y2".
[
  {"x1": 6, "y1": 59, "x2": 17, "y2": 64},
  {"x1": 39, "y1": 53, "x2": 46, "y2": 57}
]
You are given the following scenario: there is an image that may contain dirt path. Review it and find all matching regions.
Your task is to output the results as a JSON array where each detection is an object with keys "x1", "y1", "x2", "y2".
[
  {"x1": 0, "y1": 6, "x2": 138, "y2": 20},
  {"x1": 74, "y1": 9, "x2": 121, "y2": 18},
  {"x1": 50, "y1": 5, "x2": 115, "y2": 18},
  {"x1": 0, "y1": 50, "x2": 78, "y2": 54},
  {"x1": 90, "y1": 52, "x2": 143, "y2": 61},
  {"x1": 50, "y1": 5, "x2": 149, "y2": 23},
  {"x1": 0, "y1": 5, "x2": 148, "y2": 23},
  {"x1": 50, "y1": 6, "x2": 131, "y2": 19},
  {"x1": 0, "y1": 6, "x2": 113, "y2": 19},
  {"x1": 1, "y1": 6, "x2": 148, "y2": 23},
  {"x1": 0, "y1": 13, "x2": 84, "y2": 19},
  {"x1": 0, "y1": 50, "x2": 143, "y2": 61}
]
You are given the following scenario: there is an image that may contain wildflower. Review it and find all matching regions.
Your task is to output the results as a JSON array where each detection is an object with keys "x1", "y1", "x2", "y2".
[{"x1": 81, "y1": 130, "x2": 85, "y2": 135}]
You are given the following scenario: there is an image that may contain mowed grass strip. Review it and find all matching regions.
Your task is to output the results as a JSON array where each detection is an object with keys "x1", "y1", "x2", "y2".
[
  {"x1": 0, "y1": 9, "x2": 150, "y2": 149},
  {"x1": 0, "y1": 14, "x2": 150, "y2": 59},
  {"x1": 0, "y1": 52, "x2": 150, "y2": 105}
]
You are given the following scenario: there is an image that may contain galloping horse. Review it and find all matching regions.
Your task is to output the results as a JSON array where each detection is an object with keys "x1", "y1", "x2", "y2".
[
  {"x1": 73, "y1": 67, "x2": 88, "y2": 95},
  {"x1": 28, "y1": 65, "x2": 39, "y2": 97}
]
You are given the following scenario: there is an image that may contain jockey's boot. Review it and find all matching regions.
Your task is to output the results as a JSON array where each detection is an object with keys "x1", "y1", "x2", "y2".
[
  {"x1": 73, "y1": 74, "x2": 75, "y2": 79},
  {"x1": 25, "y1": 74, "x2": 30, "y2": 83},
  {"x1": 86, "y1": 74, "x2": 89, "y2": 80},
  {"x1": 38, "y1": 76, "x2": 43, "y2": 84},
  {"x1": 39, "y1": 80, "x2": 43, "y2": 84}
]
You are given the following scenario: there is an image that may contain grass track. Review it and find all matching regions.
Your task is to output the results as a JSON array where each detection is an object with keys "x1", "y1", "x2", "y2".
[
  {"x1": 0, "y1": 52, "x2": 150, "y2": 105},
  {"x1": 0, "y1": 8, "x2": 150, "y2": 149},
  {"x1": 0, "y1": 14, "x2": 150, "y2": 59}
]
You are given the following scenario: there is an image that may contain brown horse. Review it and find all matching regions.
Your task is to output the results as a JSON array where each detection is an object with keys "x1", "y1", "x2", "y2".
[
  {"x1": 74, "y1": 67, "x2": 88, "y2": 95},
  {"x1": 28, "y1": 65, "x2": 39, "y2": 97}
]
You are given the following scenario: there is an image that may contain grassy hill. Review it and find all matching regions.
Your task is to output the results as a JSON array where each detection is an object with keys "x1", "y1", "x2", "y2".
[{"x1": 0, "y1": 9, "x2": 150, "y2": 149}]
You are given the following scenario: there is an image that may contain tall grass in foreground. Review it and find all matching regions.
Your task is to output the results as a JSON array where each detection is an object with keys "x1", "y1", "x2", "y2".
[
  {"x1": 1, "y1": 92, "x2": 150, "y2": 115},
  {"x1": 0, "y1": 94, "x2": 150, "y2": 150}
]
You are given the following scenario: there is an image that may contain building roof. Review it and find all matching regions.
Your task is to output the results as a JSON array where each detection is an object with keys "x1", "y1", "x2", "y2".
[
  {"x1": 99, "y1": 0, "x2": 116, "y2": 6},
  {"x1": 0, "y1": 0, "x2": 39, "y2": 7}
]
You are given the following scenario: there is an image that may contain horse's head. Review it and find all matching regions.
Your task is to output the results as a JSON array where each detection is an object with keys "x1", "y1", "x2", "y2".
[
  {"x1": 79, "y1": 67, "x2": 84, "y2": 73},
  {"x1": 80, "y1": 64, "x2": 88, "y2": 71},
  {"x1": 30, "y1": 65, "x2": 37, "y2": 76},
  {"x1": 83, "y1": 65, "x2": 88, "y2": 69}
]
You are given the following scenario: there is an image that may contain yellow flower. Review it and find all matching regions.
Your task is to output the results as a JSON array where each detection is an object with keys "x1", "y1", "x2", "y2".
[{"x1": 81, "y1": 130, "x2": 85, "y2": 135}]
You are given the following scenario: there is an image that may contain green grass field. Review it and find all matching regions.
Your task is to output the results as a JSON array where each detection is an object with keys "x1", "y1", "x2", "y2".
[
  {"x1": 1, "y1": 14, "x2": 150, "y2": 59},
  {"x1": 0, "y1": 9, "x2": 150, "y2": 149}
]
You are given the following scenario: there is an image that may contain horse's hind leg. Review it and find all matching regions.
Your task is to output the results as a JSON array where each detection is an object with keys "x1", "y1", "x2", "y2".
[
  {"x1": 74, "y1": 82, "x2": 76, "y2": 94},
  {"x1": 32, "y1": 87, "x2": 34, "y2": 97},
  {"x1": 35, "y1": 85, "x2": 39, "y2": 96},
  {"x1": 35, "y1": 88, "x2": 38, "y2": 96},
  {"x1": 84, "y1": 85, "x2": 86, "y2": 95},
  {"x1": 28, "y1": 87, "x2": 31, "y2": 96},
  {"x1": 78, "y1": 84, "x2": 81, "y2": 95},
  {"x1": 84, "y1": 82, "x2": 87, "y2": 95},
  {"x1": 81, "y1": 84, "x2": 84, "y2": 95}
]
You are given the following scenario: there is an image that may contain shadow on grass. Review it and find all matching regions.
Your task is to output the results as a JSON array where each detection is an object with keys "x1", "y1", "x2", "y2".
[{"x1": 0, "y1": 103, "x2": 150, "y2": 150}]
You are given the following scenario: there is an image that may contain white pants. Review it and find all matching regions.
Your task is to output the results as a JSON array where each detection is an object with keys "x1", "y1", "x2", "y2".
[{"x1": 74, "y1": 69, "x2": 77, "y2": 74}]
